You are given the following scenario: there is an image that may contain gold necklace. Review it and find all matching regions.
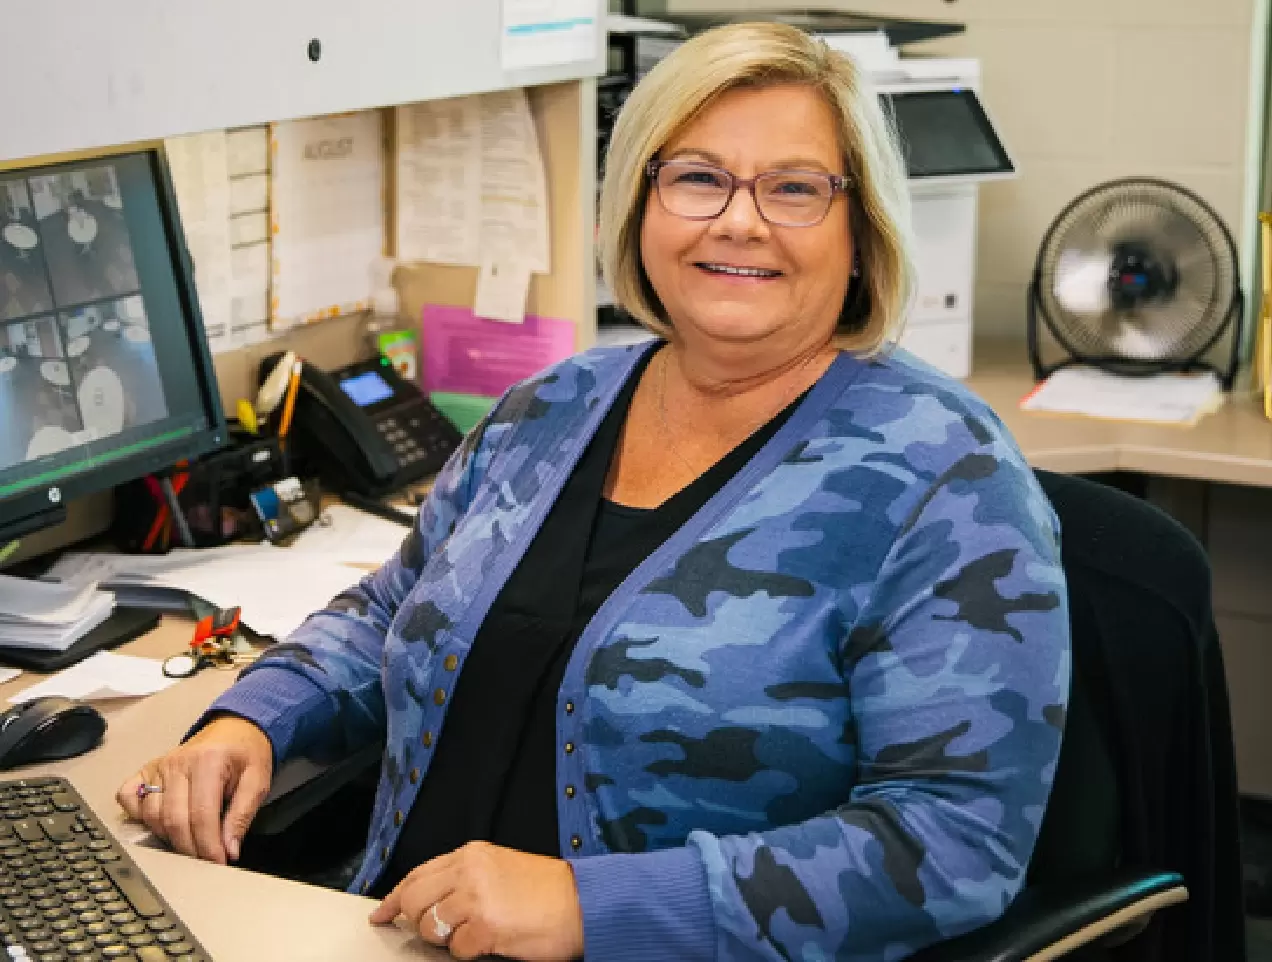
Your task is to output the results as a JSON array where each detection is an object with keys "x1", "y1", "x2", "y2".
[{"x1": 655, "y1": 348, "x2": 820, "y2": 476}]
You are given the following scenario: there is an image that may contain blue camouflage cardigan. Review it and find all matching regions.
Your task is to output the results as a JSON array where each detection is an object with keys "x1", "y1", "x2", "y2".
[{"x1": 206, "y1": 341, "x2": 1071, "y2": 961}]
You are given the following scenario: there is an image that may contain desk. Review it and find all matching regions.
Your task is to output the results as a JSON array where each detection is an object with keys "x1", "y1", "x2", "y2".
[
  {"x1": 966, "y1": 342, "x2": 1272, "y2": 489},
  {"x1": 0, "y1": 620, "x2": 445, "y2": 961}
]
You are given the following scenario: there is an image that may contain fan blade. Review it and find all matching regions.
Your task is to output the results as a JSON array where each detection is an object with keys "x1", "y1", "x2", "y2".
[
  {"x1": 1109, "y1": 313, "x2": 1170, "y2": 360},
  {"x1": 1053, "y1": 249, "x2": 1112, "y2": 314}
]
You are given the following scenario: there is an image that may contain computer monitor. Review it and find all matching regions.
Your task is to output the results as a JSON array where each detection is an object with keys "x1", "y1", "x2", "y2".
[
  {"x1": 0, "y1": 148, "x2": 226, "y2": 541},
  {"x1": 883, "y1": 89, "x2": 1015, "y2": 181}
]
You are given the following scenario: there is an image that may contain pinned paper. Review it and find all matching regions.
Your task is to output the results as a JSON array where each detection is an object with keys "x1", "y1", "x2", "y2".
[
  {"x1": 501, "y1": 0, "x2": 598, "y2": 72},
  {"x1": 479, "y1": 90, "x2": 550, "y2": 274},
  {"x1": 474, "y1": 258, "x2": 531, "y2": 324},
  {"x1": 394, "y1": 90, "x2": 549, "y2": 275},
  {"x1": 164, "y1": 132, "x2": 234, "y2": 352},
  {"x1": 422, "y1": 304, "x2": 575, "y2": 397},
  {"x1": 270, "y1": 111, "x2": 385, "y2": 329},
  {"x1": 395, "y1": 98, "x2": 482, "y2": 266}
]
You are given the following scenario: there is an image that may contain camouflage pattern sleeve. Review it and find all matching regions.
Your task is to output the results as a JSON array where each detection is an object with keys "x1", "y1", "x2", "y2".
[
  {"x1": 199, "y1": 409, "x2": 500, "y2": 764},
  {"x1": 575, "y1": 448, "x2": 1071, "y2": 961}
]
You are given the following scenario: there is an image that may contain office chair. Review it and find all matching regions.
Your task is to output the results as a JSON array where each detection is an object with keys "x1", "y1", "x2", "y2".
[
  {"x1": 243, "y1": 471, "x2": 1244, "y2": 962},
  {"x1": 908, "y1": 469, "x2": 1244, "y2": 962}
]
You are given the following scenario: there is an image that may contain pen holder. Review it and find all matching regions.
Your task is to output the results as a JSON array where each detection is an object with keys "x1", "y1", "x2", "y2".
[{"x1": 111, "y1": 429, "x2": 286, "y2": 552}]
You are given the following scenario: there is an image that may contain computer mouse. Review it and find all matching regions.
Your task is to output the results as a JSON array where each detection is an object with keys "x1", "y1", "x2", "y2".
[{"x1": 0, "y1": 696, "x2": 106, "y2": 771}]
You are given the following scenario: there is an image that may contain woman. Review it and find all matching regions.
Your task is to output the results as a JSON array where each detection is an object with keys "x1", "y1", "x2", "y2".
[{"x1": 118, "y1": 22, "x2": 1070, "y2": 962}]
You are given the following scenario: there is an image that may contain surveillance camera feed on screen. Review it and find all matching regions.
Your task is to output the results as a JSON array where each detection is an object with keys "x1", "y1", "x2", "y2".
[{"x1": 0, "y1": 154, "x2": 216, "y2": 503}]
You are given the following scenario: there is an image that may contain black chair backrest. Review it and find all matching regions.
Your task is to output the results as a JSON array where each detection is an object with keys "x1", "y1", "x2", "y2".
[{"x1": 1025, "y1": 469, "x2": 1245, "y2": 962}]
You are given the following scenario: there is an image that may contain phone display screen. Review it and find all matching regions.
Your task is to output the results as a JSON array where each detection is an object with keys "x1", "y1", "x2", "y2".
[{"x1": 339, "y1": 370, "x2": 394, "y2": 407}]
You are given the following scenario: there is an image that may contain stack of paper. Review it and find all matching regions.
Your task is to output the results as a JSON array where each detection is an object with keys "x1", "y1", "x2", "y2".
[
  {"x1": 1020, "y1": 367, "x2": 1226, "y2": 426},
  {"x1": 0, "y1": 575, "x2": 115, "y2": 651}
]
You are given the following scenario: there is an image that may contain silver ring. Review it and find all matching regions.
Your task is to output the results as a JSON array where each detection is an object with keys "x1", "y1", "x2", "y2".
[
  {"x1": 136, "y1": 784, "x2": 164, "y2": 800},
  {"x1": 430, "y1": 904, "x2": 452, "y2": 941}
]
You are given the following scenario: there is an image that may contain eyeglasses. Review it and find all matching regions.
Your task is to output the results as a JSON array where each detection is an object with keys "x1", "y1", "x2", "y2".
[{"x1": 647, "y1": 159, "x2": 851, "y2": 228}]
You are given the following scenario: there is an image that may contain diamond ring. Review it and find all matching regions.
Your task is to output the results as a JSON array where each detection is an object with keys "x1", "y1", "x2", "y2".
[
  {"x1": 136, "y1": 784, "x2": 164, "y2": 799},
  {"x1": 430, "y1": 904, "x2": 453, "y2": 941}
]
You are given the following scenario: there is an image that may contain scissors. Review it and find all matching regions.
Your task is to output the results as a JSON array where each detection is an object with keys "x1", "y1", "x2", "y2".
[{"x1": 162, "y1": 606, "x2": 243, "y2": 678}]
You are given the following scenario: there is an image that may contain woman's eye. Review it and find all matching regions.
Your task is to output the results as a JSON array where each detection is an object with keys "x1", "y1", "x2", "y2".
[
  {"x1": 772, "y1": 179, "x2": 820, "y2": 196},
  {"x1": 675, "y1": 170, "x2": 726, "y2": 188}
]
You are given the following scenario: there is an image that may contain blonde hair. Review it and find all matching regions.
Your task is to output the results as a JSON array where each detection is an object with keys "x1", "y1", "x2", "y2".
[{"x1": 597, "y1": 21, "x2": 916, "y2": 352}]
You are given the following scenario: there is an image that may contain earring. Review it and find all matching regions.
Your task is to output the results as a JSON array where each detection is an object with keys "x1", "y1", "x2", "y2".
[{"x1": 851, "y1": 254, "x2": 861, "y2": 277}]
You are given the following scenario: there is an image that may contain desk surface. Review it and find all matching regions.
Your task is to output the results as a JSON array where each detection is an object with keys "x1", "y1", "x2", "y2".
[
  {"x1": 0, "y1": 621, "x2": 445, "y2": 961},
  {"x1": 966, "y1": 343, "x2": 1272, "y2": 488}
]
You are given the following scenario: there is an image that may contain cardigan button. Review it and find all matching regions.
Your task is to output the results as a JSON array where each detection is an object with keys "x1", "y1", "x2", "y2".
[
  {"x1": 380, "y1": 847, "x2": 390, "y2": 862},
  {"x1": 394, "y1": 811, "x2": 403, "y2": 827},
  {"x1": 443, "y1": 654, "x2": 459, "y2": 671},
  {"x1": 564, "y1": 742, "x2": 575, "y2": 755},
  {"x1": 570, "y1": 835, "x2": 582, "y2": 851},
  {"x1": 564, "y1": 701, "x2": 575, "y2": 715},
  {"x1": 409, "y1": 768, "x2": 420, "y2": 784},
  {"x1": 564, "y1": 785, "x2": 575, "y2": 799},
  {"x1": 422, "y1": 731, "x2": 434, "y2": 748},
  {"x1": 361, "y1": 880, "x2": 370, "y2": 894},
  {"x1": 433, "y1": 689, "x2": 447, "y2": 706}
]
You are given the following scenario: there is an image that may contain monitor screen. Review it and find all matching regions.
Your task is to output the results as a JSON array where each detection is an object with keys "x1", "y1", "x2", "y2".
[
  {"x1": 340, "y1": 370, "x2": 394, "y2": 408},
  {"x1": 0, "y1": 150, "x2": 224, "y2": 525},
  {"x1": 883, "y1": 90, "x2": 1014, "y2": 179}
]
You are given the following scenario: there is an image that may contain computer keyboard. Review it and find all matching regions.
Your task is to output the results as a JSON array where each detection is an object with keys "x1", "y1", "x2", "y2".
[{"x1": 0, "y1": 777, "x2": 209, "y2": 962}]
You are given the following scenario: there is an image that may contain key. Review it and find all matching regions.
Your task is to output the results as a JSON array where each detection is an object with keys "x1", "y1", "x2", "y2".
[{"x1": 103, "y1": 866, "x2": 163, "y2": 920}]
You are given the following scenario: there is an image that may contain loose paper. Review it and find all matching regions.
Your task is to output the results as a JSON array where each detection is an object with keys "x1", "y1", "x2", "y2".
[
  {"x1": 8, "y1": 652, "x2": 176, "y2": 704},
  {"x1": 1020, "y1": 367, "x2": 1226, "y2": 426},
  {"x1": 479, "y1": 89, "x2": 550, "y2": 274},
  {"x1": 395, "y1": 98, "x2": 482, "y2": 266},
  {"x1": 422, "y1": 304, "x2": 575, "y2": 396},
  {"x1": 285, "y1": 505, "x2": 411, "y2": 567},
  {"x1": 473, "y1": 257, "x2": 531, "y2": 323},
  {"x1": 501, "y1": 0, "x2": 598, "y2": 72},
  {"x1": 270, "y1": 111, "x2": 385, "y2": 329},
  {"x1": 163, "y1": 132, "x2": 234, "y2": 352}
]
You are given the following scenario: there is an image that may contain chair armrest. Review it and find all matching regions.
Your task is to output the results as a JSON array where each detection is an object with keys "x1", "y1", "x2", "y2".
[
  {"x1": 251, "y1": 740, "x2": 385, "y2": 836},
  {"x1": 903, "y1": 869, "x2": 1188, "y2": 962}
]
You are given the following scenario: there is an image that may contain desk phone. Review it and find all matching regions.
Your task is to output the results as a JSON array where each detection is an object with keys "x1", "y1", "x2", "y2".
[{"x1": 259, "y1": 354, "x2": 462, "y2": 497}]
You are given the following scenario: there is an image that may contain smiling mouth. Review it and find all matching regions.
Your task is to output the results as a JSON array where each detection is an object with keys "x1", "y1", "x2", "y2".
[{"x1": 695, "y1": 262, "x2": 783, "y2": 278}]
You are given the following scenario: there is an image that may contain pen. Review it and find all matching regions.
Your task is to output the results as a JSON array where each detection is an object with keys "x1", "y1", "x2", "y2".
[
  {"x1": 277, "y1": 360, "x2": 303, "y2": 445},
  {"x1": 159, "y1": 475, "x2": 195, "y2": 548}
]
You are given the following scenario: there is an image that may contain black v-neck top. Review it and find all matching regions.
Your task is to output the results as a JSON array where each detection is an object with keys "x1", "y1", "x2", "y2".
[{"x1": 375, "y1": 349, "x2": 803, "y2": 893}]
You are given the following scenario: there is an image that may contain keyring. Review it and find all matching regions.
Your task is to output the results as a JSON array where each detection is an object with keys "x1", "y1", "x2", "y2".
[{"x1": 162, "y1": 653, "x2": 208, "y2": 678}]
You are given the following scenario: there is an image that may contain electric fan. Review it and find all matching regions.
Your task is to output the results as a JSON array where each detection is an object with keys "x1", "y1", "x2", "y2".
[{"x1": 1027, "y1": 178, "x2": 1244, "y2": 387}]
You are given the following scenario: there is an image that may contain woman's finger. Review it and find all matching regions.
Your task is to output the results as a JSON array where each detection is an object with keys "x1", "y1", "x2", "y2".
[
  {"x1": 187, "y1": 762, "x2": 228, "y2": 864},
  {"x1": 159, "y1": 766, "x2": 196, "y2": 857},
  {"x1": 419, "y1": 892, "x2": 471, "y2": 950},
  {"x1": 368, "y1": 851, "x2": 458, "y2": 924},
  {"x1": 138, "y1": 777, "x2": 168, "y2": 841},
  {"x1": 116, "y1": 764, "x2": 157, "y2": 821}
]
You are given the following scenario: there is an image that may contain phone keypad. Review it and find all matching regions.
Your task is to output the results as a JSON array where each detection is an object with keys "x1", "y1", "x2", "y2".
[{"x1": 374, "y1": 405, "x2": 461, "y2": 475}]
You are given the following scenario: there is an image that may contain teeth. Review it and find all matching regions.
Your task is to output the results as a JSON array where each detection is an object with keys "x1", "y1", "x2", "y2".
[{"x1": 700, "y1": 263, "x2": 780, "y2": 277}]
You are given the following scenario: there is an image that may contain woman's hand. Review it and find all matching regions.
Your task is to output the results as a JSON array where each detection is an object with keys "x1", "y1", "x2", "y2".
[
  {"x1": 116, "y1": 715, "x2": 273, "y2": 866},
  {"x1": 369, "y1": 841, "x2": 584, "y2": 961}
]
